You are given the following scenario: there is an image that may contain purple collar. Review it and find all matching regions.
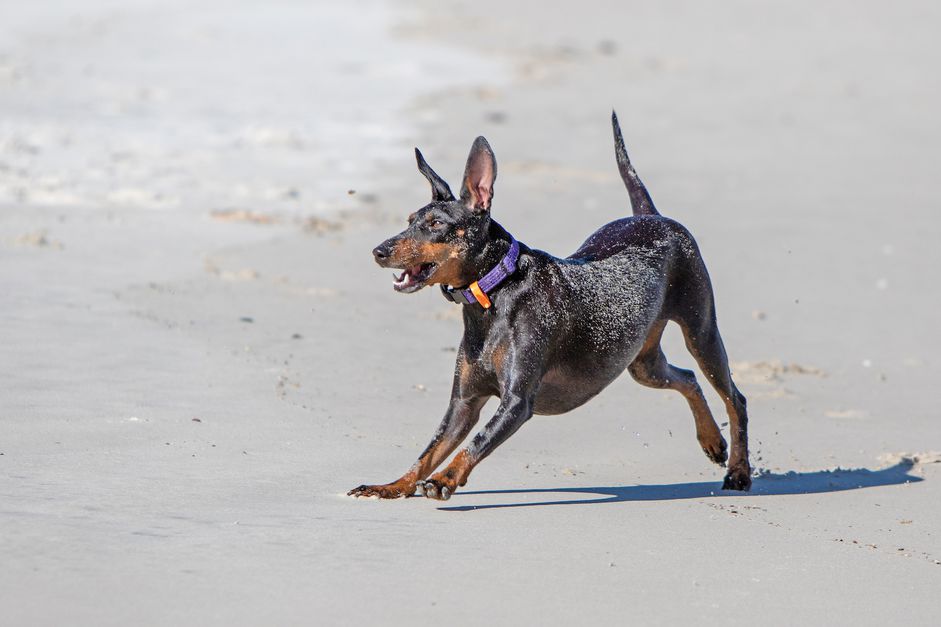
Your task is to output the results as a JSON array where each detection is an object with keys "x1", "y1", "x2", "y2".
[{"x1": 439, "y1": 237, "x2": 520, "y2": 309}]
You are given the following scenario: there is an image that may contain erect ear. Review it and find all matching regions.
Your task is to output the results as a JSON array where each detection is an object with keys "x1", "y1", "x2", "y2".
[
  {"x1": 459, "y1": 136, "x2": 497, "y2": 213},
  {"x1": 415, "y1": 148, "x2": 455, "y2": 202}
]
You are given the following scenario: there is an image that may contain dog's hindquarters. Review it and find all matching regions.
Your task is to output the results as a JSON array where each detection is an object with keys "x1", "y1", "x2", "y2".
[
  {"x1": 631, "y1": 223, "x2": 752, "y2": 489},
  {"x1": 671, "y1": 240, "x2": 751, "y2": 488}
]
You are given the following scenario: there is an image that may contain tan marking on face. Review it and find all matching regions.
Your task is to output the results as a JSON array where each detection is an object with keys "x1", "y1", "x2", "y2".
[
  {"x1": 387, "y1": 239, "x2": 450, "y2": 265},
  {"x1": 386, "y1": 237, "x2": 470, "y2": 286},
  {"x1": 428, "y1": 256, "x2": 467, "y2": 286},
  {"x1": 456, "y1": 228, "x2": 465, "y2": 237}
]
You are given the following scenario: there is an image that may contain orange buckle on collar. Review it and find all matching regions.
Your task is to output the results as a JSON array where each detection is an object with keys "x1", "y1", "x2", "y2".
[{"x1": 468, "y1": 281, "x2": 491, "y2": 309}]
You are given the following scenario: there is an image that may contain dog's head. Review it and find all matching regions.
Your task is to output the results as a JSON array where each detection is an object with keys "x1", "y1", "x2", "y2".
[{"x1": 372, "y1": 137, "x2": 497, "y2": 293}]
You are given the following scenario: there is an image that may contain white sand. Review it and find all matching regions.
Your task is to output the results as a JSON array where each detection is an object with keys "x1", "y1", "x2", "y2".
[{"x1": 2, "y1": 0, "x2": 940, "y2": 625}]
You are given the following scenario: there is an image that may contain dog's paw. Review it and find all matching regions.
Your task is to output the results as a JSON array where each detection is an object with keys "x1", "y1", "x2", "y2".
[
  {"x1": 721, "y1": 465, "x2": 752, "y2": 491},
  {"x1": 700, "y1": 435, "x2": 728, "y2": 467},
  {"x1": 348, "y1": 481, "x2": 415, "y2": 499},
  {"x1": 418, "y1": 479, "x2": 454, "y2": 501}
]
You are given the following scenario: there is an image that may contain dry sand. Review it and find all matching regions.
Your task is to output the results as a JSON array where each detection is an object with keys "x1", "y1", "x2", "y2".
[{"x1": 2, "y1": 0, "x2": 940, "y2": 625}]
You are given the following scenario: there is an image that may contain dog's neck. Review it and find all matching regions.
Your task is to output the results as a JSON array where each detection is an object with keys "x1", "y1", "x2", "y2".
[
  {"x1": 468, "y1": 220, "x2": 515, "y2": 279},
  {"x1": 440, "y1": 220, "x2": 523, "y2": 310}
]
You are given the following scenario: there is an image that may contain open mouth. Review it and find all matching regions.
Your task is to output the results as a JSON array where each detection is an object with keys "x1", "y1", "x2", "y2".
[{"x1": 392, "y1": 263, "x2": 437, "y2": 293}]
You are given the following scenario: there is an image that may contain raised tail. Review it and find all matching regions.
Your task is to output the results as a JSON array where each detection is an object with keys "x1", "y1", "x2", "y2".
[{"x1": 612, "y1": 110, "x2": 659, "y2": 216}]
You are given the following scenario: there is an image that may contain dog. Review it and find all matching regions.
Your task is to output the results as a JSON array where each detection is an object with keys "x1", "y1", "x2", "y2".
[{"x1": 349, "y1": 112, "x2": 750, "y2": 500}]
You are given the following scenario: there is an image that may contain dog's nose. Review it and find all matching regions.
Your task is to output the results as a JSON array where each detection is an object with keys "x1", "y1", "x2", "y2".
[{"x1": 373, "y1": 244, "x2": 391, "y2": 261}]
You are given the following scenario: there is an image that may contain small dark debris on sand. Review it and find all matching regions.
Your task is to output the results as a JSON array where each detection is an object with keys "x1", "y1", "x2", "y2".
[
  {"x1": 597, "y1": 39, "x2": 618, "y2": 56},
  {"x1": 485, "y1": 111, "x2": 507, "y2": 124}
]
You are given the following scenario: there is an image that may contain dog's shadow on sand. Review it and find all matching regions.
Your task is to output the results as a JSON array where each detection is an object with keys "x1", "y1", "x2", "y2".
[{"x1": 440, "y1": 461, "x2": 923, "y2": 511}]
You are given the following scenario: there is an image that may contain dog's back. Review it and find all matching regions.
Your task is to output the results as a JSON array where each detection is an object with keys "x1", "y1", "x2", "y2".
[{"x1": 567, "y1": 112, "x2": 717, "y2": 327}]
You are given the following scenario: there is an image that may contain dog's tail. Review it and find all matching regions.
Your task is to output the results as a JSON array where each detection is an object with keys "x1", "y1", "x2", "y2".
[{"x1": 612, "y1": 110, "x2": 659, "y2": 216}]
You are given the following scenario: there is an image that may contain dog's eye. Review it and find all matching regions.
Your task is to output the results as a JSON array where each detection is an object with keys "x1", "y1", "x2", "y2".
[{"x1": 429, "y1": 220, "x2": 446, "y2": 230}]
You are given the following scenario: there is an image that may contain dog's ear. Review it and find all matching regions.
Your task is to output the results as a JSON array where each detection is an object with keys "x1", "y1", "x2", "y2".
[
  {"x1": 460, "y1": 136, "x2": 497, "y2": 214},
  {"x1": 415, "y1": 148, "x2": 455, "y2": 202}
]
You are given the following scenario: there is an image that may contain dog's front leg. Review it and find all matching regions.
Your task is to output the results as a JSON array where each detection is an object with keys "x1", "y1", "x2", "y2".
[
  {"x1": 420, "y1": 391, "x2": 535, "y2": 501},
  {"x1": 348, "y1": 396, "x2": 486, "y2": 499}
]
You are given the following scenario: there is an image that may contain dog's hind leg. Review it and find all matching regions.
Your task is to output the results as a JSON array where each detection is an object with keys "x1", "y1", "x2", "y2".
[
  {"x1": 628, "y1": 320, "x2": 728, "y2": 465},
  {"x1": 675, "y1": 305, "x2": 751, "y2": 491}
]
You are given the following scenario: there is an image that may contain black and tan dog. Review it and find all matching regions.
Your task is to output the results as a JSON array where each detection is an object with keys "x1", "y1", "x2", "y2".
[{"x1": 350, "y1": 112, "x2": 750, "y2": 500}]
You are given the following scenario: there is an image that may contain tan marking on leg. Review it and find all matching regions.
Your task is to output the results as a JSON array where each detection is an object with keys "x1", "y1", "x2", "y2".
[
  {"x1": 427, "y1": 449, "x2": 475, "y2": 493},
  {"x1": 490, "y1": 342, "x2": 507, "y2": 374},
  {"x1": 348, "y1": 469, "x2": 418, "y2": 499}
]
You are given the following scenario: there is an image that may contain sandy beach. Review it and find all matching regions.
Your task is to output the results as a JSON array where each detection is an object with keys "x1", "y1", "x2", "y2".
[{"x1": 2, "y1": 0, "x2": 940, "y2": 624}]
